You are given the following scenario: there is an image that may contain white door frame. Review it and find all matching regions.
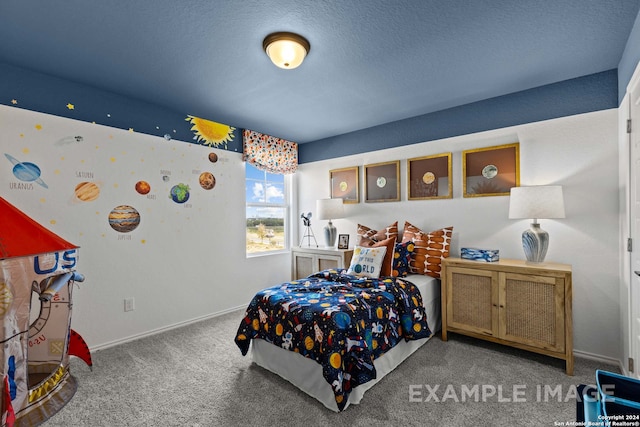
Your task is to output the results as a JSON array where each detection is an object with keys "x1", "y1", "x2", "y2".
[{"x1": 626, "y1": 60, "x2": 640, "y2": 378}]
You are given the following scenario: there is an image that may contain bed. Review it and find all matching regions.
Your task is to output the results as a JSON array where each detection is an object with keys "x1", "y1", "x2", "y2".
[{"x1": 234, "y1": 269, "x2": 441, "y2": 411}]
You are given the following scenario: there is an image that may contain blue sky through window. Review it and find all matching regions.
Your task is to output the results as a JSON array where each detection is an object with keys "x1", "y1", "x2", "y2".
[{"x1": 246, "y1": 164, "x2": 285, "y2": 218}]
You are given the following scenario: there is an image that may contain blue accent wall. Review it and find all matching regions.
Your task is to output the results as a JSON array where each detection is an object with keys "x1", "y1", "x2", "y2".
[
  {"x1": 618, "y1": 9, "x2": 640, "y2": 102},
  {"x1": 0, "y1": 62, "x2": 242, "y2": 152},
  {"x1": 298, "y1": 69, "x2": 618, "y2": 164},
  {"x1": 0, "y1": 61, "x2": 623, "y2": 164}
]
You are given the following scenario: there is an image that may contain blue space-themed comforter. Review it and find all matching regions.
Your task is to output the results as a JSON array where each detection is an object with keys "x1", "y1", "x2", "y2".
[{"x1": 234, "y1": 269, "x2": 431, "y2": 411}]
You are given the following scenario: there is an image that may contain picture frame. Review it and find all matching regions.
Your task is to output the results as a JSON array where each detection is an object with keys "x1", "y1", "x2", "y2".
[
  {"x1": 407, "y1": 153, "x2": 452, "y2": 200},
  {"x1": 364, "y1": 161, "x2": 400, "y2": 202},
  {"x1": 463, "y1": 142, "x2": 520, "y2": 197},
  {"x1": 330, "y1": 166, "x2": 359, "y2": 203},
  {"x1": 337, "y1": 234, "x2": 350, "y2": 249}
]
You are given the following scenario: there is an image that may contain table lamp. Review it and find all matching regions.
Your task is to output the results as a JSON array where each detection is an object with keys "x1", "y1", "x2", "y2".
[
  {"x1": 508, "y1": 186, "x2": 565, "y2": 263},
  {"x1": 316, "y1": 198, "x2": 344, "y2": 247}
]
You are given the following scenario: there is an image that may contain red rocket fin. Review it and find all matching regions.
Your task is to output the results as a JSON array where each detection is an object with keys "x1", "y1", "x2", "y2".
[
  {"x1": 3, "y1": 376, "x2": 15, "y2": 427},
  {"x1": 68, "y1": 329, "x2": 92, "y2": 369}
]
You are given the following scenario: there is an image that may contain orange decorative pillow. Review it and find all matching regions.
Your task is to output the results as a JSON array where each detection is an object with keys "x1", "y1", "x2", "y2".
[
  {"x1": 358, "y1": 236, "x2": 397, "y2": 277},
  {"x1": 402, "y1": 222, "x2": 453, "y2": 278},
  {"x1": 357, "y1": 222, "x2": 399, "y2": 243}
]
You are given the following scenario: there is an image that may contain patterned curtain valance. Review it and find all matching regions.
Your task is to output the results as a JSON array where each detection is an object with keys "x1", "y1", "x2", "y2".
[{"x1": 242, "y1": 129, "x2": 298, "y2": 174}]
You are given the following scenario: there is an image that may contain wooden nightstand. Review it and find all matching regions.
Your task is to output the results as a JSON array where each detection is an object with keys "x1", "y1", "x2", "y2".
[
  {"x1": 291, "y1": 246, "x2": 354, "y2": 280},
  {"x1": 441, "y1": 257, "x2": 574, "y2": 375}
]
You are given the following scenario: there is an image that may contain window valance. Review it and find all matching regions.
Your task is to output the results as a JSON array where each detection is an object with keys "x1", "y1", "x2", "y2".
[{"x1": 242, "y1": 129, "x2": 298, "y2": 174}]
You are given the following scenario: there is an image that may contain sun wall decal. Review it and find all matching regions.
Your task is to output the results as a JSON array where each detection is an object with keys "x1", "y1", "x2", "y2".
[{"x1": 185, "y1": 115, "x2": 235, "y2": 148}]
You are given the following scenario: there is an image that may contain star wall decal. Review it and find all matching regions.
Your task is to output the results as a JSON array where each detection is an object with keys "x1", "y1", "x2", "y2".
[
  {"x1": 66, "y1": 103, "x2": 75, "y2": 110},
  {"x1": 10, "y1": 99, "x2": 17, "y2": 105}
]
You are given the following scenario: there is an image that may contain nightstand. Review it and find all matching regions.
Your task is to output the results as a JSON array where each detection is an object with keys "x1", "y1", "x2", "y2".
[
  {"x1": 291, "y1": 246, "x2": 354, "y2": 280},
  {"x1": 441, "y1": 257, "x2": 574, "y2": 375}
]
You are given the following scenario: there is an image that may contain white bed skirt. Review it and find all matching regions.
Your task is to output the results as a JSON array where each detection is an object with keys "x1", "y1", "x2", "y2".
[{"x1": 251, "y1": 274, "x2": 441, "y2": 411}]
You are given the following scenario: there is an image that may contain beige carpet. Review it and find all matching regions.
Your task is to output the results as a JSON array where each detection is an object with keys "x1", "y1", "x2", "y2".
[{"x1": 42, "y1": 310, "x2": 618, "y2": 426}]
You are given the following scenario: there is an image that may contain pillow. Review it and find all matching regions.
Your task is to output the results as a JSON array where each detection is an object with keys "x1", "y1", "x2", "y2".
[
  {"x1": 402, "y1": 222, "x2": 453, "y2": 278},
  {"x1": 358, "y1": 236, "x2": 397, "y2": 277},
  {"x1": 346, "y1": 245, "x2": 388, "y2": 279},
  {"x1": 356, "y1": 222, "x2": 399, "y2": 243},
  {"x1": 392, "y1": 240, "x2": 415, "y2": 277}
]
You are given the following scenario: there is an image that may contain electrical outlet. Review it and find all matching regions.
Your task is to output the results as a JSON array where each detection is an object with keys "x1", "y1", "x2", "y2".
[{"x1": 124, "y1": 297, "x2": 135, "y2": 312}]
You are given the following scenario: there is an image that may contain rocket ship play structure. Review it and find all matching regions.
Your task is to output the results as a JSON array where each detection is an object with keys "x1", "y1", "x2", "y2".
[{"x1": 0, "y1": 197, "x2": 91, "y2": 426}]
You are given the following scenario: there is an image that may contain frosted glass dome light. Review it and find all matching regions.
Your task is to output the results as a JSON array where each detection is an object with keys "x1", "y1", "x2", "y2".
[{"x1": 263, "y1": 32, "x2": 310, "y2": 69}]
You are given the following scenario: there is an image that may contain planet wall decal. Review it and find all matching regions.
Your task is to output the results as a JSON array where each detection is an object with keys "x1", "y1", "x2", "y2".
[
  {"x1": 198, "y1": 172, "x2": 215, "y2": 190},
  {"x1": 135, "y1": 180, "x2": 151, "y2": 195},
  {"x1": 5, "y1": 153, "x2": 48, "y2": 188},
  {"x1": 169, "y1": 183, "x2": 190, "y2": 204},
  {"x1": 74, "y1": 182, "x2": 100, "y2": 202},
  {"x1": 208, "y1": 152, "x2": 218, "y2": 163},
  {"x1": 108, "y1": 205, "x2": 141, "y2": 233}
]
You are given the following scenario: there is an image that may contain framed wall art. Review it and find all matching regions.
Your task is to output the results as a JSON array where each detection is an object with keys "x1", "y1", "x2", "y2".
[
  {"x1": 408, "y1": 153, "x2": 452, "y2": 200},
  {"x1": 364, "y1": 161, "x2": 400, "y2": 203},
  {"x1": 330, "y1": 166, "x2": 359, "y2": 203},
  {"x1": 463, "y1": 142, "x2": 519, "y2": 197},
  {"x1": 337, "y1": 234, "x2": 350, "y2": 249}
]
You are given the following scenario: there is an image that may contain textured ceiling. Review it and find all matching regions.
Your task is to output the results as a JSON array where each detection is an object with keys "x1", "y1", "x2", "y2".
[{"x1": 0, "y1": 0, "x2": 638, "y2": 144}]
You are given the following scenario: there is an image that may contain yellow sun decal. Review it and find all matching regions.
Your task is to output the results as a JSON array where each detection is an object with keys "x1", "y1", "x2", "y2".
[{"x1": 185, "y1": 115, "x2": 235, "y2": 148}]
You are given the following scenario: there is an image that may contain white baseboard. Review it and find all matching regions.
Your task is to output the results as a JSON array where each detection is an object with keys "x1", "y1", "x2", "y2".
[
  {"x1": 88, "y1": 304, "x2": 246, "y2": 352},
  {"x1": 574, "y1": 349, "x2": 625, "y2": 374}
]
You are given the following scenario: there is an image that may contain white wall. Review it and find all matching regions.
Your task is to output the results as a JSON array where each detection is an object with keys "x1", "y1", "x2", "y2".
[
  {"x1": 0, "y1": 105, "x2": 290, "y2": 350},
  {"x1": 296, "y1": 109, "x2": 621, "y2": 360},
  {"x1": 0, "y1": 105, "x2": 622, "y2": 360}
]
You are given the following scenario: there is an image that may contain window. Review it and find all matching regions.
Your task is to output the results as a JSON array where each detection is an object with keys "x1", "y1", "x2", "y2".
[{"x1": 246, "y1": 163, "x2": 288, "y2": 255}]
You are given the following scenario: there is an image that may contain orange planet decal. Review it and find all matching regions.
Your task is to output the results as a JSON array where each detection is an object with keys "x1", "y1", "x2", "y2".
[
  {"x1": 199, "y1": 172, "x2": 215, "y2": 190},
  {"x1": 135, "y1": 180, "x2": 151, "y2": 195},
  {"x1": 74, "y1": 182, "x2": 100, "y2": 202},
  {"x1": 208, "y1": 152, "x2": 218, "y2": 163}
]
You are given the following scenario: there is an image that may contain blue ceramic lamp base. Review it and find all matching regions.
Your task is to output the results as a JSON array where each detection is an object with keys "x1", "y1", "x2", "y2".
[
  {"x1": 522, "y1": 222, "x2": 549, "y2": 263},
  {"x1": 324, "y1": 221, "x2": 337, "y2": 247}
]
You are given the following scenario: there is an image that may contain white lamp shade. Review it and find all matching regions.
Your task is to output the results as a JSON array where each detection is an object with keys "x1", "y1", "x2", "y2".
[
  {"x1": 316, "y1": 198, "x2": 344, "y2": 220},
  {"x1": 509, "y1": 186, "x2": 565, "y2": 220}
]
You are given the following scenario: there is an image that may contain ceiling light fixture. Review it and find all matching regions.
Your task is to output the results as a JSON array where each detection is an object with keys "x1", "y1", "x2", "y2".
[{"x1": 263, "y1": 32, "x2": 310, "y2": 70}]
